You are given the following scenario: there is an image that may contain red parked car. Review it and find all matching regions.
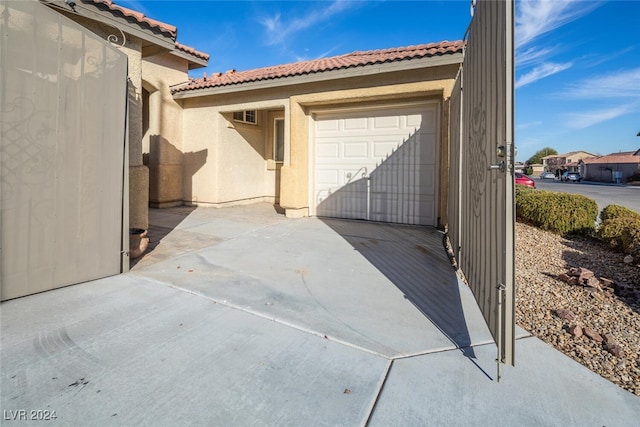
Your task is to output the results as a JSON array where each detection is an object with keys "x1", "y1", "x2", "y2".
[{"x1": 515, "y1": 172, "x2": 535, "y2": 188}]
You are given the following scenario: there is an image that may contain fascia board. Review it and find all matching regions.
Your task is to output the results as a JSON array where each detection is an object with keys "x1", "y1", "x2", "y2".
[
  {"x1": 170, "y1": 51, "x2": 209, "y2": 69},
  {"x1": 43, "y1": 0, "x2": 176, "y2": 51},
  {"x1": 173, "y1": 53, "x2": 463, "y2": 100}
]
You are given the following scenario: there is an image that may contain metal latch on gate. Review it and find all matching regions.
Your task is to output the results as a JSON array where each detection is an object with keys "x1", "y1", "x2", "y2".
[{"x1": 488, "y1": 145, "x2": 506, "y2": 172}]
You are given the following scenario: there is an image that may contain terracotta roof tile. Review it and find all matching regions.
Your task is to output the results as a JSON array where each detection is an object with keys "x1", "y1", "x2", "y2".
[
  {"x1": 581, "y1": 151, "x2": 640, "y2": 164},
  {"x1": 175, "y1": 42, "x2": 210, "y2": 61},
  {"x1": 173, "y1": 40, "x2": 464, "y2": 94},
  {"x1": 81, "y1": 1, "x2": 208, "y2": 63},
  {"x1": 85, "y1": 0, "x2": 177, "y2": 39}
]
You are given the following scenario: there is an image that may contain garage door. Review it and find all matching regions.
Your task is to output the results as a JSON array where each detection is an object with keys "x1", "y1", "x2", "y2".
[{"x1": 312, "y1": 104, "x2": 438, "y2": 226}]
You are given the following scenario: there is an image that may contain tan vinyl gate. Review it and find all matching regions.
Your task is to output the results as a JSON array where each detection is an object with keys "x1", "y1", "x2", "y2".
[
  {"x1": 448, "y1": 0, "x2": 515, "y2": 369},
  {"x1": 0, "y1": 0, "x2": 128, "y2": 301}
]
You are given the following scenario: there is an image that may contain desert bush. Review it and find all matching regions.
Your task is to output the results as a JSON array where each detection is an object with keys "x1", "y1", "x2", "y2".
[
  {"x1": 516, "y1": 189, "x2": 598, "y2": 236},
  {"x1": 600, "y1": 204, "x2": 640, "y2": 222},
  {"x1": 598, "y1": 205, "x2": 640, "y2": 257}
]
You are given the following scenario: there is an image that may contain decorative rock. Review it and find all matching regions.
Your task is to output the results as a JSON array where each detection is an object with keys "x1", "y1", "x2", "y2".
[
  {"x1": 568, "y1": 325, "x2": 583, "y2": 338},
  {"x1": 607, "y1": 344, "x2": 626, "y2": 358},
  {"x1": 603, "y1": 333, "x2": 617, "y2": 346},
  {"x1": 583, "y1": 327, "x2": 603, "y2": 343},
  {"x1": 599, "y1": 277, "x2": 615, "y2": 288},
  {"x1": 568, "y1": 267, "x2": 581, "y2": 277},
  {"x1": 555, "y1": 308, "x2": 576, "y2": 321},
  {"x1": 569, "y1": 267, "x2": 595, "y2": 281},
  {"x1": 514, "y1": 222, "x2": 640, "y2": 397},
  {"x1": 585, "y1": 276, "x2": 603, "y2": 290},
  {"x1": 624, "y1": 255, "x2": 634, "y2": 264},
  {"x1": 567, "y1": 276, "x2": 580, "y2": 286}
]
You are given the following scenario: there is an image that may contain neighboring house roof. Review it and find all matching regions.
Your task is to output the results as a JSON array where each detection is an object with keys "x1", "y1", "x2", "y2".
[
  {"x1": 541, "y1": 151, "x2": 596, "y2": 160},
  {"x1": 173, "y1": 41, "x2": 464, "y2": 94},
  {"x1": 581, "y1": 151, "x2": 640, "y2": 165}
]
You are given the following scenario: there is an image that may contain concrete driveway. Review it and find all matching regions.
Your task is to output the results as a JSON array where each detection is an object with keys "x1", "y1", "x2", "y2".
[{"x1": 2, "y1": 204, "x2": 639, "y2": 426}]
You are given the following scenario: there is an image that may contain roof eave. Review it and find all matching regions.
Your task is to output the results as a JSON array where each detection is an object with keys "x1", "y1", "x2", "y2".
[
  {"x1": 173, "y1": 52, "x2": 463, "y2": 100},
  {"x1": 169, "y1": 50, "x2": 209, "y2": 69},
  {"x1": 44, "y1": 0, "x2": 176, "y2": 52}
]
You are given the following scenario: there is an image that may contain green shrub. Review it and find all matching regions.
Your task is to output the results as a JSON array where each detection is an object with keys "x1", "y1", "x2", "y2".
[
  {"x1": 515, "y1": 184, "x2": 536, "y2": 197},
  {"x1": 597, "y1": 205, "x2": 640, "y2": 257},
  {"x1": 600, "y1": 204, "x2": 640, "y2": 222},
  {"x1": 516, "y1": 189, "x2": 598, "y2": 236}
]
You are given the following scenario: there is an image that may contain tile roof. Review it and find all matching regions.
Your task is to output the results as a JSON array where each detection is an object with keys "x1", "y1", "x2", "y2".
[
  {"x1": 175, "y1": 42, "x2": 210, "y2": 61},
  {"x1": 173, "y1": 40, "x2": 464, "y2": 94},
  {"x1": 85, "y1": 0, "x2": 177, "y2": 38},
  {"x1": 79, "y1": 1, "x2": 208, "y2": 63},
  {"x1": 541, "y1": 151, "x2": 596, "y2": 159},
  {"x1": 581, "y1": 151, "x2": 640, "y2": 164}
]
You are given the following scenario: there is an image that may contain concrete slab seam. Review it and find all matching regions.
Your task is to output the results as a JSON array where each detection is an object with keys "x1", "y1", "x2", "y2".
[
  {"x1": 138, "y1": 276, "x2": 391, "y2": 359},
  {"x1": 390, "y1": 339, "x2": 498, "y2": 361},
  {"x1": 363, "y1": 358, "x2": 394, "y2": 427},
  {"x1": 387, "y1": 334, "x2": 535, "y2": 363}
]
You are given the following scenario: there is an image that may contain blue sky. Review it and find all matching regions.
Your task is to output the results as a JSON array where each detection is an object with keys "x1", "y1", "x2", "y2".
[{"x1": 115, "y1": 0, "x2": 640, "y2": 162}]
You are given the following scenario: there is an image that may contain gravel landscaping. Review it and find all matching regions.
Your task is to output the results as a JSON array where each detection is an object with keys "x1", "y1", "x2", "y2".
[{"x1": 515, "y1": 222, "x2": 640, "y2": 397}]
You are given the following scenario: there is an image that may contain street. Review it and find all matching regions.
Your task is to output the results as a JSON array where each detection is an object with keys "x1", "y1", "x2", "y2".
[{"x1": 533, "y1": 178, "x2": 640, "y2": 213}]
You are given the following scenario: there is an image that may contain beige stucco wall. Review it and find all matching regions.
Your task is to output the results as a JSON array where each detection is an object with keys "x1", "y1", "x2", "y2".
[
  {"x1": 142, "y1": 53, "x2": 191, "y2": 207},
  {"x1": 119, "y1": 39, "x2": 149, "y2": 230},
  {"x1": 180, "y1": 64, "x2": 459, "y2": 225},
  {"x1": 181, "y1": 96, "x2": 288, "y2": 205}
]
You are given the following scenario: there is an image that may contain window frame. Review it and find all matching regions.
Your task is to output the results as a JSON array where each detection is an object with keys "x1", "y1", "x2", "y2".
[
  {"x1": 232, "y1": 110, "x2": 258, "y2": 125},
  {"x1": 273, "y1": 118, "x2": 285, "y2": 163}
]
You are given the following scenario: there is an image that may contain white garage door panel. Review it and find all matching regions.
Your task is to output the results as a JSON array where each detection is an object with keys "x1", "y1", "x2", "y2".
[
  {"x1": 344, "y1": 142, "x2": 369, "y2": 158},
  {"x1": 313, "y1": 105, "x2": 438, "y2": 226},
  {"x1": 344, "y1": 117, "x2": 368, "y2": 130},
  {"x1": 316, "y1": 179, "x2": 368, "y2": 220},
  {"x1": 373, "y1": 115, "x2": 401, "y2": 129}
]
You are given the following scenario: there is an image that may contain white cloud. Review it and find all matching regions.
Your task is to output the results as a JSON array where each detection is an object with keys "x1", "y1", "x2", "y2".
[
  {"x1": 514, "y1": 1, "x2": 601, "y2": 88},
  {"x1": 579, "y1": 46, "x2": 637, "y2": 69},
  {"x1": 515, "y1": 0, "x2": 601, "y2": 49},
  {"x1": 562, "y1": 67, "x2": 640, "y2": 98},
  {"x1": 516, "y1": 62, "x2": 573, "y2": 88},
  {"x1": 564, "y1": 103, "x2": 638, "y2": 129},
  {"x1": 516, "y1": 121, "x2": 543, "y2": 130},
  {"x1": 260, "y1": 0, "x2": 355, "y2": 46},
  {"x1": 294, "y1": 45, "x2": 341, "y2": 63},
  {"x1": 516, "y1": 46, "x2": 556, "y2": 67}
]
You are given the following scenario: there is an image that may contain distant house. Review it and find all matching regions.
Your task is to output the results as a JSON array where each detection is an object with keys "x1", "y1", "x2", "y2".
[
  {"x1": 580, "y1": 150, "x2": 640, "y2": 183},
  {"x1": 529, "y1": 163, "x2": 544, "y2": 176},
  {"x1": 541, "y1": 151, "x2": 596, "y2": 175}
]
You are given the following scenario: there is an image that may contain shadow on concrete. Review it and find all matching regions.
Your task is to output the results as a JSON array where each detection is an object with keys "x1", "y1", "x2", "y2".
[
  {"x1": 320, "y1": 218, "x2": 478, "y2": 362},
  {"x1": 130, "y1": 206, "x2": 196, "y2": 268}
]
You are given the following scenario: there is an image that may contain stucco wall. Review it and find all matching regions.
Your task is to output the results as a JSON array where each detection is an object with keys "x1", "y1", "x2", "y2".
[
  {"x1": 142, "y1": 53, "x2": 191, "y2": 207},
  {"x1": 181, "y1": 97, "x2": 288, "y2": 205},
  {"x1": 180, "y1": 64, "x2": 459, "y2": 224}
]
